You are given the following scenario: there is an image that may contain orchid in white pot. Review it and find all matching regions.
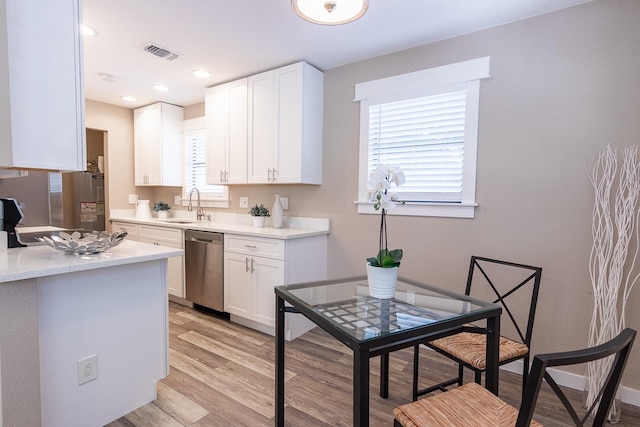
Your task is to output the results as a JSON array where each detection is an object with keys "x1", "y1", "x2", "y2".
[{"x1": 367, "y1": 165, "x2": 405, "y2": 268}]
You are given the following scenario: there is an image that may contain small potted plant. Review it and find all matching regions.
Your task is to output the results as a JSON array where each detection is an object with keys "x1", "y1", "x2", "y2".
[
  {"x1": 152, "y1": 201, "x2": 171, "y2": 219},
  {"x1": 249, "y1": 203, "x2": 270, "y2": 227}
]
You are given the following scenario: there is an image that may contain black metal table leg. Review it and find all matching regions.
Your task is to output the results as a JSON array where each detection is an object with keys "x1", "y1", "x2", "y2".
[
  {"x1": 275, "y1": 295, "x2": 285, "y2": 427},
  {"x1": 380, "y1": 353, "x2": 389, "y2": 398},
  {"x1": 485, "y1": 313, "x2": 501, "y2": 395},
  {"x1": 354, "y1": 347, "x2": 370, "y2": 427}
]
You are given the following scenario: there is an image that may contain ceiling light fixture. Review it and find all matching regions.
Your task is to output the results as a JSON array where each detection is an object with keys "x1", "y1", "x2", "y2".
[
  {"x1": 291, "y1": 0, "x2": 368, "y2": 25},
  {"x1": 153, "y1": 84, "x2": 169, "y2": 91},
  {"x1": 121, "y1": 96, "x2": 136, "y2": 102},
  {"x1": 192, "y1": 70, "x2": 211, "y2": 78},
  {"x1": 81, "y1": 24, "x2": 98, "y2": 36}
]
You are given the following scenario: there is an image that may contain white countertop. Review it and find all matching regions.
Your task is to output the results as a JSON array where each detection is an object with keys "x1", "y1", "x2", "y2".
[
  {"x1": 109, "y1": 210, "x2": 331, "y2": 239},
  {"x1": 0, "y1": 240, "x2": 183, "y2": 283}
]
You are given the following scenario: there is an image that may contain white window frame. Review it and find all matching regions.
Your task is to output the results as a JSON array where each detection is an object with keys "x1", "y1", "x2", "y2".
[
  {"x1": 181, "y1": 117, "x2": 230, "y2": 208},
  {"x1": 355, "y1": 57, "x2": 490, "y2": 218}
]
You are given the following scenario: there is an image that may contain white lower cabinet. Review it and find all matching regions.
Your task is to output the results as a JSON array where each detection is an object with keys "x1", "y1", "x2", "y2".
[
  {"x1": 111, "y1": 221, "x2": 185, "y2": 298},
  {"x1": 224, "y1": 233, "x2": 327, "y2": 340}
]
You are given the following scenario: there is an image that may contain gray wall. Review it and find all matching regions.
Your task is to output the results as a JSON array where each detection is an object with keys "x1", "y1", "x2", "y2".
[{"x1": 155, "y1": 0, "x2": 640, "y2": 389}]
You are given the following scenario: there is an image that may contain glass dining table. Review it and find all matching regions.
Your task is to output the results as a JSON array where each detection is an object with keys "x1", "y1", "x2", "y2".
[{"x1": 275, "y1": 276, "x2": 502, "y2": 427}]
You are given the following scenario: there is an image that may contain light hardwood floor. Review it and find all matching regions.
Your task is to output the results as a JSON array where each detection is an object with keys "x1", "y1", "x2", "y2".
[{"x1": 106, "y1": 302, "x2": 640, "y2": 426}]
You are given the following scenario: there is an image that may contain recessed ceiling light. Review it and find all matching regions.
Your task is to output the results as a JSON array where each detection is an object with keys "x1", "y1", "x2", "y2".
[
  {"x1": 192, "y1": 70, "x2": 211, "y2": 78},
  {"x1": 153, "y1": 85, "x2": 169, "y2": 91},
  {"x1": 81, "y1": 24, "x2": 98, "y2": 36},
  {"x1": 121, "y1": 96, "x2": 136, "y2": 102}
]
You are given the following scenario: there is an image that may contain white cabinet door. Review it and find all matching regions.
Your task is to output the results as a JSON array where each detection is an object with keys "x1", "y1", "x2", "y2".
[
  {"x1": 247, "y1": 71, "x2": 275, "y2": 184},
  {"x1": 0, "y1": 0, "x2": 85, "y2": 171},
  {"x1": 134, "y1": 102, "x2": 183, "y2": 186},
  {"x1": 251, "y1": 256, "x2": 284, "y2": 328},
  {"x1": 223, "y1": 252, "x2": 252, "y2": 318},
  {"x1": 227, "y1": 81, "x2": 248, "y2": 184},
  {"x1": 247, "y1": 62, "x2": 323, "y2": 185},
  {"x1": 134, "y1": 104, "x2": 162, "y2": 185},
  {"x1": 274, "y1": 64, "x2": 303, "y2": 183},
  {"x1": 118, "y1": 222, "x2": 185, "y2": 298},
  {"x1": 205, "y1": 85, "x2": 228, "y2": 185},
  {"x1": 205, "y1": 79, "x2": 247, "y2": 184}
]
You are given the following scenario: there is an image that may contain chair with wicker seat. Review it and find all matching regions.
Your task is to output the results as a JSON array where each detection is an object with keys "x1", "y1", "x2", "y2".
[
  {"x1": 412, "y1": 256, "x2": 542, "y2": 400},
  {"x1": 395, "y1": 328, "x2": 636, "y2": 427}
]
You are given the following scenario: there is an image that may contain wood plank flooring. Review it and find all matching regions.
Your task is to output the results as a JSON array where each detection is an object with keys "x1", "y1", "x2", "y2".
[{"x1": 106, "y1": 302, "x2": 640, "y2": 426}]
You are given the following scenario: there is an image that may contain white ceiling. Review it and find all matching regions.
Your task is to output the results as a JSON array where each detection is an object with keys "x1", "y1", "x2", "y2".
[{"x1": 82, "y1": 0, "x2": 591, "y2": 110}]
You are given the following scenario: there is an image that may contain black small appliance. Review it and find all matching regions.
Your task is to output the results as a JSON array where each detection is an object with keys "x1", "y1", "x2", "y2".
[{"x1": 0, "y1": 198, "x2": 27, "y2": 248}]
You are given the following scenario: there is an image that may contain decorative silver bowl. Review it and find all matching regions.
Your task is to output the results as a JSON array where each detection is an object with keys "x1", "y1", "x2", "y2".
[{"x1": 36, "y1": 230, "x2": 128, "y2": 255}]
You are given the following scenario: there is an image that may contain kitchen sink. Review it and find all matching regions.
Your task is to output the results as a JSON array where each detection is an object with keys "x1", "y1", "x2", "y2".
[{"x1": 155, "y1": 218, "x2": 202, "y2": 224}]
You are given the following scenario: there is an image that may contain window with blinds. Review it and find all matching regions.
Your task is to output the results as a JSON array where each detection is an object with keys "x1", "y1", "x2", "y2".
[
  {"x1": 356, "y1": 57, "x2": 489, "y2": 218},
  {"x1": 368, "y1": 90, "x2": 466, "y2": 202},
  {"x1": 183, "y1": 127, "x2": 227, "y2": 199}
]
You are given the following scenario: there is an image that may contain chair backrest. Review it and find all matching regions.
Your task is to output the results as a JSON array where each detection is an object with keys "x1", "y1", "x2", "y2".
[
  {"x1": 516, "y1": 328, "x2": 636, "y2": 427},
  {"x1": 466, "y1": 256, "x2": 542, "y2": 347}
]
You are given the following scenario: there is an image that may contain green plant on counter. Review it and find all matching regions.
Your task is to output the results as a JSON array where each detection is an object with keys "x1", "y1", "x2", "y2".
[
  {"x1": 152, "y1": 201, "x2": 171, "y2": 212},
  {"x1": 248, "y1": 204, "x2": 270, "y2": 217}
]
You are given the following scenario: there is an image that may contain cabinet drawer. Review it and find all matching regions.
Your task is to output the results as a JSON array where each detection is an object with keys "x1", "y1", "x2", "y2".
[
  {"x1": 138, "y1": 225, "x2": 183, "y2": 244},
  {"x1": 225, "y1": 234, "x2": 284, "y2": 260},
  {"x1": 111, "y1": 222, "x2": 139, "y2": 237}
]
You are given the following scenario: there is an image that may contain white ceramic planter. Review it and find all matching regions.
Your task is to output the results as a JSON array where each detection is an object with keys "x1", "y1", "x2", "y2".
[
  {"x1": 252, "y1": 216, "x2": 266, "y2": 227},
  {"x1": 157, "y1": 210, "x2": 169, "y2": 219},
  {"x1": 366, "y1": 263, "x2": 398, "y2": 299}
]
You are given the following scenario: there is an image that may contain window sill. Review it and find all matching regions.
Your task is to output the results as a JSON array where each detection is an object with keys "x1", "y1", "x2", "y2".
[{"x1": 356, "y1": 201, "x2": 476, "y2": 219}]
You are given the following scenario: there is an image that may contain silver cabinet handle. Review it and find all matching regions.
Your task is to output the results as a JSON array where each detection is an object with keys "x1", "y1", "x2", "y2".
[
  {"x1": 272, "y1": 168, "x2": 277, "y2": 182},
  {"x1": 245, "y1": 257, "x2": 250, "y2": 272},
  {"x1": 244, "y1": 244, "x2": 257, "y2": 249},
  {"x1": 220, "y1": 171, "x2": 224, "y2": 182},
  {"x1": 225, "y1": 171, "x2": 229, "y2": 182},
  {"x1": 250, "y1": 258, "x2": 255, "y2": 273},
  {"x1": 267, "y1": 168, "x2": 272, "y2": 182}
]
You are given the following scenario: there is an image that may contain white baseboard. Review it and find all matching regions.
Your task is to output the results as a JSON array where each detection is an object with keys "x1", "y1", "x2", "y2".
[{"x1": 501, "y1": 360, "x2": 640, "y2": 407}]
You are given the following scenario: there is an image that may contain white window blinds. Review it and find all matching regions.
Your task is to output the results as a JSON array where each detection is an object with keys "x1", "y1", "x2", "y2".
[
  {"x1": 368, "y1": 90, "x2": 467, "y2": 202},
  {"x1": 183, "y1": 128, "x2": 226, "y2": 198}
]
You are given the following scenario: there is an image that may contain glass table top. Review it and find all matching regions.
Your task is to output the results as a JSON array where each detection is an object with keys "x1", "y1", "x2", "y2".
[{"x1": 278, "y1": 276, "x2": 497, "y2": 342}]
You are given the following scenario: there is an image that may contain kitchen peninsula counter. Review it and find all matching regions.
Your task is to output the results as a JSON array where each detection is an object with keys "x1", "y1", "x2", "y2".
[{"x1": 0, "y1": 240, "x2": 182, "y2": 427}]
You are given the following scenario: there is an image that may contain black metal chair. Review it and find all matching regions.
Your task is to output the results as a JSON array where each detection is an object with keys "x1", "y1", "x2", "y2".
[
  {"x1": 395, "y1": 328, "x2": 636, "y2": 426},
  {"x1": 412, "y1": 256, "x2": 542, "y2": 400}
]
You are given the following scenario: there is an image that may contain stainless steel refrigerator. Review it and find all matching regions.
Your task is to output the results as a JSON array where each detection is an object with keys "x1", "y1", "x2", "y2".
[{"x1": 71, "y1": 172, "x2": 105, "y2": 231}]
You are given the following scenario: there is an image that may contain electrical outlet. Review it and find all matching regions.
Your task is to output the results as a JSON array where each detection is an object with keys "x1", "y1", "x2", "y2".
[
  {"x1": 77, "y1": 355, "x2": 97, "y2": 385},
  {"x1": 239, "y1": 197, "x2": 248, "y2": 208},
  {"x1": 128, "y1": 194, "x2": 138, "y2": 204},
  {"x1": 280, "y1": 197, "x2": 289, "y2": 210},
  {"x1": 174, "y1": 195, "x2": 181, "y2": 205}
]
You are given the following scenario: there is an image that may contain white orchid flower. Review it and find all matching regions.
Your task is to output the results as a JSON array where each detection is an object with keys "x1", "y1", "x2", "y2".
[
  {"x1": 391, "y1": 171, "x2": 406, "y2": 186},
  {"x1": 379, "y1": 193, "x2": 398, "y2": 210}
]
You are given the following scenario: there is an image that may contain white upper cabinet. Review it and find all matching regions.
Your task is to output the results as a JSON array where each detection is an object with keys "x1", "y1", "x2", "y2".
[
  {"x1": 248, "y1": 62, "x2": 323, "y2": 184},
  {"x1": 134, "y1": 102, "x2": 184, "y2": 186},
  {"x1": 205, "y1": 78, "x2": 248, "y2": 184},
  {"x1": 0, "y1": 0, "x2": 86, "y2": 171}
]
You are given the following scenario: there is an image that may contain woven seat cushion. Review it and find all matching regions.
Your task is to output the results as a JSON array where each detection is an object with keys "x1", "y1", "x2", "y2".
[
  {"x1": 394, "y1": 382, "x2": 542, "y2": 427},
  {"x1": 428, "y1": 332, "x2": 529, "y2": 370}
]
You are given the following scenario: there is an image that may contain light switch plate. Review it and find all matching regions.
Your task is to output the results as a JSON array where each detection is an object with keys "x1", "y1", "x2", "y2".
[
  {"x1": 239, "y1": 197, "x2": 248, "y2": 208},
  {"x1": 280, "y1": 197, "x2": 289, "y2": 210},
  {"x1": 174, "y1": 195, "x2": 181, "y2": 205},
  {"x1": 128, "y1": 194, "x2": 138, "y2": 204}
]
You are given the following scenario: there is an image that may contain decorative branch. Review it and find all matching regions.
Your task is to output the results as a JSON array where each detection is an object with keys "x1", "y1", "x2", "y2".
[{"x1": 585, "y1": 145, "x2": 640, "y2": 418}]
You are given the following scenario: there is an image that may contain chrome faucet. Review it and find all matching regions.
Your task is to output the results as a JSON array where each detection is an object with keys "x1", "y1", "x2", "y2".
[{"x1": 188, "y1": 187, "x2": 205, "y2": 221}]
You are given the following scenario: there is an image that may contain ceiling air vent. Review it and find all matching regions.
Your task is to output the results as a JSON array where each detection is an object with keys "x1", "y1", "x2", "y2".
[{"x1": 143, "y1": 43, "x2": 181, "y2": 61}]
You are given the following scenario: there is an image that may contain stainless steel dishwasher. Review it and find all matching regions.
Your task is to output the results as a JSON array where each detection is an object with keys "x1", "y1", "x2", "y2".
[{"x1": 184, "y1": 229, "x2": 224, "y2": 312}]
